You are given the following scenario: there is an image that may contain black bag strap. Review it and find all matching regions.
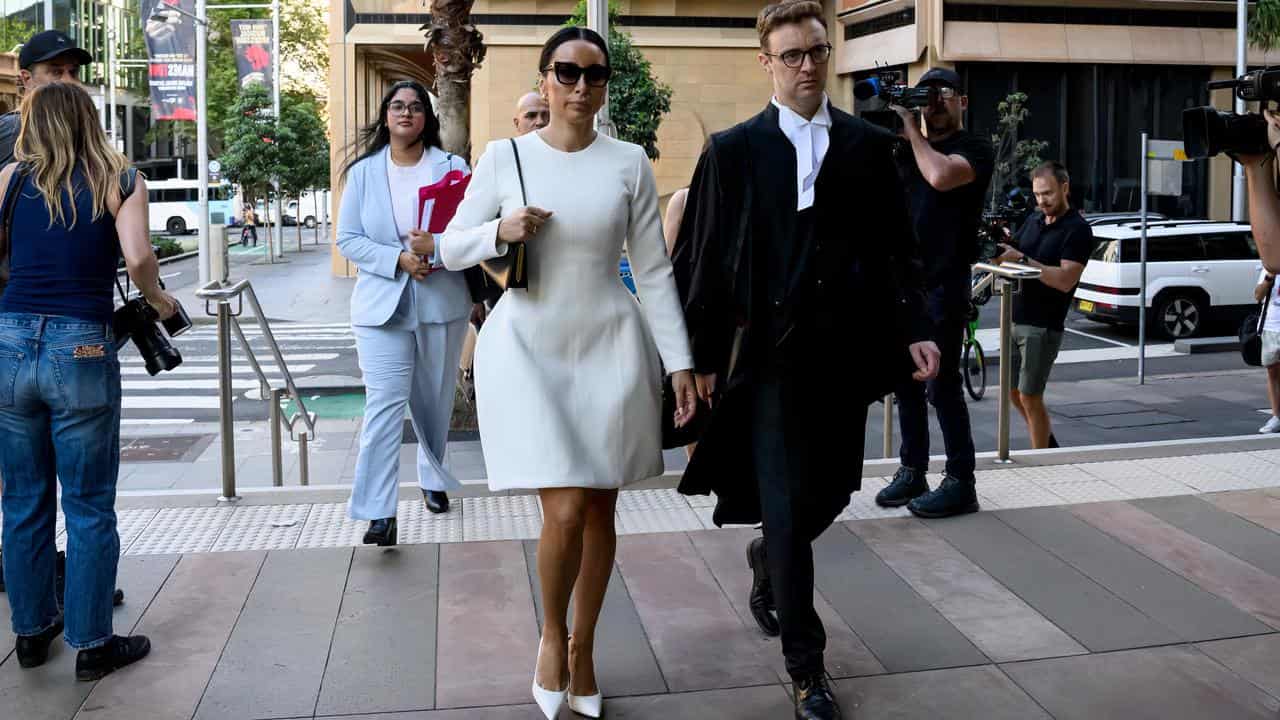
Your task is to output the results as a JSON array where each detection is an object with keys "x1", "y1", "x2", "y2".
[
  {"x1": 115, "y1": 168, "x2": 141, "y2": 302},
  {"x1": 1261, "y1": 278, "x2": 1273, "y2": 331},
  {"x1": 0, "y1": 162, "x2": 25, "y2": 239},
  {"x1": 508, "y1": 138, "x2": 527, "y2": 206}
]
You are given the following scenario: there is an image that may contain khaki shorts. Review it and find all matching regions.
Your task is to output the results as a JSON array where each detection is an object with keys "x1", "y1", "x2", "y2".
[
  {"x1": 1263, "y1": 330, "x2": 1280, "y2": 368},
  {"x1": 1009, "y1": 324, "x2": 1064, "y2": 396}
]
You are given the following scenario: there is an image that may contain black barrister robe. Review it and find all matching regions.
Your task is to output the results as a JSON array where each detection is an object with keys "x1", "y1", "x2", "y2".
[{"x1": 672, "y1": 102, "x2": 932, "y2": 531}]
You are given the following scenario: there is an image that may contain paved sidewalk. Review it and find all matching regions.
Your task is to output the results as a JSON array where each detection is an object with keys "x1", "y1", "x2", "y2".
[{"x1": 4, "y1": 444, "x2": 1280, "y2": 719}]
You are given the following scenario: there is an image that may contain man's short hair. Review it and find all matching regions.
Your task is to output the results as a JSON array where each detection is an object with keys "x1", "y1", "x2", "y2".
[
  {"x1": 756, "y1": 1, "x2": 826, "y2": 49},
  {"x1": 1031, "y1": 162, "x2": 1070, "y2": 186}
]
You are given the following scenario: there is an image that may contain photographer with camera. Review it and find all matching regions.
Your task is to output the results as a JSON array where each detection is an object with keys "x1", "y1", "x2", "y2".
[
  {"x1": 874, "y1": 68, "x2": 993, "y2": 519},
  {"x1": 0, "y1": 83, "x2": 175, "y2": 680}
]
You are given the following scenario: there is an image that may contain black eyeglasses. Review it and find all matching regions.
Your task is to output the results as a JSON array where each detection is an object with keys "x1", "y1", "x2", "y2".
[
  {"x1": 388, "y1": 101, "x2": 426, "y2": 116},
  {"x1": 764, "y1": 43, "x2": 832, "y2": 69},
  {"x1": 543, "y1": 61, "x2": 612, "y2": 88}
]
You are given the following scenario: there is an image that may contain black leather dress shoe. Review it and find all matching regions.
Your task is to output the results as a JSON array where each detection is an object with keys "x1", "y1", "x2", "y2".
[
  {"x1": 363, "y1": 518, "x2": 397, "y2": 546},
  {"x1": 16, "y1": 615, "x2": 64, "y2": 668},
  {"x1": 746, "y1": 537, "x2": 780, "y2": 637},
  {"x1": 794, "y1": 673, "x2": 842, "y2": 720},
  {"x1": 423, "y1": 490, "x2": 450, "y2": 514},
  {"x1": 76, "y1": 634, "x2": 151, "y2": 681}
]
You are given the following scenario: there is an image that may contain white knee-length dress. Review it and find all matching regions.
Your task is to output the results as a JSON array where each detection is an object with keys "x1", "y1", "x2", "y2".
[{"x1": 440, "y1": 132, "x2": 694, "y2": 490}]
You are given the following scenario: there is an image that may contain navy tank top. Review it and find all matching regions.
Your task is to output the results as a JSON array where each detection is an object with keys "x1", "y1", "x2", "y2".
[{"x1": 0, "y1": 169, "x2": 123, "y2": 323}]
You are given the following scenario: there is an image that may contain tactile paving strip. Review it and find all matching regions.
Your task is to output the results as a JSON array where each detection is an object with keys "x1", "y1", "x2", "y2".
[
  {"x1": 615, "y1": 507, "x2": 703, "y2": 535},
  {"x1": 977, "y1": 483, "x2": 1066, "y2": 510},
  {"x1": 211, "y1": 504, "x2": 313, "y2": 552},
  {"x1": 1009, "y1": 464, "x2": 1098, "y2": 485},
  {"x1": 398, "y1": 499, "x2": 464, "y2": 544},
  {"x1": 463, "y1": 494, "x2": 541, "y2": 518},
  {"x1": 1187, "y1": 453, "x2": 1280, "y2": 489},
  {"x1": 615, "y1": 488, "x2": 693, "y2": 512},
  {"x1": 1043, "y1": 480, "x2": 1134, "y2": 505},
  {"x1": 295, "y1": 502, "x2": 370, "y2": 549},
  {"x1": 127, "y1": 507, "x2": 235, "y2": 555},
  {"x1": 117, "y1": 508, "x2": 160, "y2": 554},
  {"x1": 463, "y1": 514, "x2": 541, "y2": 542}
]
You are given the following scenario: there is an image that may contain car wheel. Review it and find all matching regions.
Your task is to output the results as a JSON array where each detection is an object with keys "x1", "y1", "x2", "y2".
[
  {"x1": 1153, "y1": 293, "x2": 1203, "y2": 340},
  {"x1": 166, "y1": 217, "x2": 187, "y2": 235},
  {"x1": 304, "y1": 216, "x2": 317, "y2": 229}
]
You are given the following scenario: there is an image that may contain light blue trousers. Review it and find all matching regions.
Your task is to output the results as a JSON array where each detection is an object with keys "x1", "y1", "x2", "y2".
[{"x1": 348, "y1": 315, "x2": 469, "y2": 520}]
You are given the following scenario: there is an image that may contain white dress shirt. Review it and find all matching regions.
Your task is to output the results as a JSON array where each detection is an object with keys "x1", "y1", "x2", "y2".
[{"x1": 772, "y1": 94, "x2": 832, "y2": 211}]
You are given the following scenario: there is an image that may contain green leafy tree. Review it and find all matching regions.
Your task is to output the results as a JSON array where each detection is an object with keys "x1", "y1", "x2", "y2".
[
  {"x1": 277, "y1": 91, "x2": 330, "y2": 247},
  {"x1": 220, "y1": 83, "x2": 280, "y2": 212},
  {"x1": 565, "y1": 1, "x2": 672, "y2": 159},
  {"x1": 988, "y1": 92, "x2": 1048, "y2": 210},
  {"x1": 0, "y1": 17, "x2": 37, "y2": 54},
  {"x1": 1251, "y1": 0, "x2": 1280, "y2": 50}
]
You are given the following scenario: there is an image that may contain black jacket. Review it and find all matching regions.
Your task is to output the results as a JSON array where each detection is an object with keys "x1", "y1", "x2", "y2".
[{"x1": 671, "y1": 102, "x2": 931, "y2": 527}]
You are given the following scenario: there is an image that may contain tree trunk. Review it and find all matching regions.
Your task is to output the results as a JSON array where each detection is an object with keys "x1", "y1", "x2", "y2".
[{"x1": 425, "y1": 0, "x2": 486, "y2": 163}]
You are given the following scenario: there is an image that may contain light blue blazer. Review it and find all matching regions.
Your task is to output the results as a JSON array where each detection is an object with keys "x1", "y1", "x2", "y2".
[{"x1": 337, "y1": 146, "x2": 473, "y2": 327}]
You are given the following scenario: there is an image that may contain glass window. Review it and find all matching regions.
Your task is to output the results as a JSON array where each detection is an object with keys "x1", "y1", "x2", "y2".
[
  {"x1": 1146, "y1": 235, "x2": 1205, "y2": 262},
  {"x1": 1091, "y1": 239, "x2": 1122, "y2": 263},
  {"x1": 1201, "y1": 232, "x2": 1259, "y2": 260}
]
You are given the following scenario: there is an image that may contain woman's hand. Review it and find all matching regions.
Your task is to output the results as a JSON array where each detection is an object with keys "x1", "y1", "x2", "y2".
[
  {"x1": 145, "y1": 291, "x2": 179, "y2": 322},
  {"x1": 398, "y1": 251, "x2": 430, "y2": 280},
  {"x1": 408, "y1": 230, "x2": 434, "y2": 258},
  {"x1": 497, "y1": 207, "x2": 553, "y2": 245},
  {"x1": 671, "y1": 370, "x2": 698, "y2": 428}
]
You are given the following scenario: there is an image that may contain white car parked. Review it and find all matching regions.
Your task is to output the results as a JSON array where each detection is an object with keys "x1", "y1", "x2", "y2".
[{"x1": 1074, "y1": 220, "x2": 1267, "y2": 339}]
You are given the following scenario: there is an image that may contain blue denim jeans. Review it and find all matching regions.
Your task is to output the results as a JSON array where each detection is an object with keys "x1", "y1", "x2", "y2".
[{"x1": 0, "y1": 313, "x2": 121, "y2": 649}]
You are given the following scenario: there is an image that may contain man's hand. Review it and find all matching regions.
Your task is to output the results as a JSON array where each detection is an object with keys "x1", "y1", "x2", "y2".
[
  {"x1": 995, "y1": 243, "x2": 1023, "y2": 265},
  {"x1": 470, "y1": 302, "x2": 488, "y2": 328},
  {"x1": 889, "y1": 104, "x2": 921, "y2": 139},
  {"x1": 398, "y1": 251, "x2": 430, "y2": 281},
  {"x1": 694, "y1": 373, "x2": 717, "y2": 408},
  {"x1": 671, "y1": 370, "x2": 699, "y2": 428},
  {"x1": 408, "y1": 230, "x2": 434, "y2": 257},
  {"x1": 909, "y1": 341, "x2": 941, "y2": 381}
]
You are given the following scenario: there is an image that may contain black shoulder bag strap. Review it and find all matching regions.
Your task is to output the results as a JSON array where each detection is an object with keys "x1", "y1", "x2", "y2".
[{"x1": 509, "y1": 138, "x2": 528, "y2": 205}]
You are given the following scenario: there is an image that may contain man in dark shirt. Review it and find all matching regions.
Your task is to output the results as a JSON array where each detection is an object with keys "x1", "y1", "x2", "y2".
[
  {"x1": 876, "y1": 67, "x2": 994, "y2": 519},
  {"x1": 995, "y1": 162, "x2": 1093, "y2": 448},
  {"x1": 0, "y1": 30, "x2": 91, "y2": 166}
]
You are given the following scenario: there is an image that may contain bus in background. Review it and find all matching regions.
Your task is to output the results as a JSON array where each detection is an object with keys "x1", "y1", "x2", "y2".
[{"x1": 146, "y1": 179, "x2": 236, "y2": 235}]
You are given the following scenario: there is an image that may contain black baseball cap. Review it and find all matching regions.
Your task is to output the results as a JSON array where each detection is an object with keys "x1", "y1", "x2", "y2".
[
  {"x1": 19, "y1": 30, "x2": 93, "y2": 70},
  {"x1": 916, "y1": 67, "x2": 963, "y2": 91}
]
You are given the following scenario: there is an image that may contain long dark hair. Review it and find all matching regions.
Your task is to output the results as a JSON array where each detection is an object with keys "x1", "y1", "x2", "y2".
[
  {"x1": 538, "y1": 26, "x2": 610, "y2": 73},
  {"x1": 341, "y1": 80, "x2": 441, "y2": 178}
]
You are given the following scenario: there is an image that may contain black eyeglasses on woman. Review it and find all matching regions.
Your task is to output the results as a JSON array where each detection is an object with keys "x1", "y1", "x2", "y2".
[
  {"x1": 764, "y1": 43, "x2": 832, "y2": 69},
  {"x1": 543, "y1": 61, "x2": 612, "y2": 88}
]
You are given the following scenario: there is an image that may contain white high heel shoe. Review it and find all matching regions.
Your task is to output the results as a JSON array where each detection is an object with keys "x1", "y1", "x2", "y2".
[
  {"x1": 567, "y1": 690, "x2": 603, "y2": 718},
  {"x1": 532, "y1": 636, "x2": 567, "y2": 720},
  {"x1": 567, "y1": 635, "x2": 603, "y2": 718}
]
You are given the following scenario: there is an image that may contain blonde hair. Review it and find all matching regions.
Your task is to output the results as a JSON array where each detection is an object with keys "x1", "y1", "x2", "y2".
[
  {"x1": 16, "y1": 82, "x2": 131, "y2": 230},
  {"x1": 757, "y1": 1, "x2": 827, "y2": 49}
]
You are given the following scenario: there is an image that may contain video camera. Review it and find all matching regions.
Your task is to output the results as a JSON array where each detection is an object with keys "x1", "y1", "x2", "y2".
[
  {"x1": 976, "y1": 188, "x2": 1034, "y2": 265},
  {"x1": 854, "y1": 70, "x2": 938, "y2": 133},
  {"x1": 1182, "y1": 67, "x2": 1280, "y2": 159}
]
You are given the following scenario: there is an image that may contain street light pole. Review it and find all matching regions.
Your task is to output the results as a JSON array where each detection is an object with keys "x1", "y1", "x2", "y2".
[
  {"x1": 270, "y1": 0, "x2": 283, "y2": 260},
  {"x1": 196, "y1": 0, "x2": 211, "y2": 285},
  {"x1": 586, "y1": 0, "x2": 615, "y2": 138},
  {"x1": 1233, "y1": 0, "x2": 1247, "y2": 222}
]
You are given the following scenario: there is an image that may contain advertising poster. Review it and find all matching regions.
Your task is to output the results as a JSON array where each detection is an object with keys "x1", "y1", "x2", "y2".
[
  {"x1": 231, "y1": 19, "x2": 274, "y2": 97},
  {"x1": 142, "y1": 0, "x2": 198, "y2": 121}
]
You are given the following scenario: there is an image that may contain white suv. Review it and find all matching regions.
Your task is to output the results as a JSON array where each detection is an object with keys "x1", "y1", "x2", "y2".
[{"x1": 1074, "y1": 220, "x2": 1267, "y2": 339}]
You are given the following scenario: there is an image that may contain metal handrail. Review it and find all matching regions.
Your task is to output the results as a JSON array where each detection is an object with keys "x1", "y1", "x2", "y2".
[
  {"x1": 972, "y1": 261, "x2": 1042, "y2": 463},
  {"x1": 195, "y1": 279, "x2": 318, "y2": 500}
]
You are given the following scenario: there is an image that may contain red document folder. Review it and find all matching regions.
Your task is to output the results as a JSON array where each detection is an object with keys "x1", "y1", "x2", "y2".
[{"x1": 418, "y1": 169, "x2": 472, "y2": 232}]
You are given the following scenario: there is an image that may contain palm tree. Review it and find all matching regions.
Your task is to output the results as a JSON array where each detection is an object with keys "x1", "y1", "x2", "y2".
[{"x1": 424, "y1": 0, "x2": 487, "y2": 161}]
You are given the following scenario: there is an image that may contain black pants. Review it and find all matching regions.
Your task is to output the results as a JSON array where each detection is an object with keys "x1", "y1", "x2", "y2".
[
  {"x1": 242, "y1": 226, "x2": 258, "y2": 246},
  {"x1": 750, "y1": 377, "x2": 868, "y2": 680},
  {"x1": 896, "y1": 277, "x2": 976, "y2": 481}
]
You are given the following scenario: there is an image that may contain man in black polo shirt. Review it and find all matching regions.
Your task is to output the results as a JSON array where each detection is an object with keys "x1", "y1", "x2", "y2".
[
  {"x1": 875, "y1": 67, "x2": 993, "y2": 518},
  {"x1": 995, "y1": 162, "x2": 1093, "y2": 448}
]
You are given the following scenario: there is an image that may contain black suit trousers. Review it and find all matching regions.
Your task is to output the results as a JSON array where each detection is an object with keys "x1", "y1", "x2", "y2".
[{"x1": 749, "y1": 375, "x2": 868, "y2": 680}]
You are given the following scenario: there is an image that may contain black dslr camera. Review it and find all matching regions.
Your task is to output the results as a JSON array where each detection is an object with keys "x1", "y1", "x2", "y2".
[
  {"x1": 1183, "y1": 67, "x2": 1280, "y2": 159},
  {"x1": 854, "y1": 70, "x2": 937, "y2": 133},
  {"x1": 113, "y1": 282, "x2": 191, "y2": 376}
]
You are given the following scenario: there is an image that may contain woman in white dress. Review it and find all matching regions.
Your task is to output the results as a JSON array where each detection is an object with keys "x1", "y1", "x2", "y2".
[{"x1": 440, "y1": 27, "x2": 698, "y2": 720}]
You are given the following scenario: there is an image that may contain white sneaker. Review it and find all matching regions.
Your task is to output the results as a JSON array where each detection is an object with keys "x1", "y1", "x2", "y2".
[{"x1": 1260, "y1": 416, "x2": 1280, "y2": 434}]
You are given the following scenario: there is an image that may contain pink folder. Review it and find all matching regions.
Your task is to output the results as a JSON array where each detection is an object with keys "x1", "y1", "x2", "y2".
[{"x1": 418, "y1": 169, "x2": 472, "y2": 232}]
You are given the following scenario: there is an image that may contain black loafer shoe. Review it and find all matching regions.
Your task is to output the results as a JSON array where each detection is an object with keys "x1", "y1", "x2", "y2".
[
  {"x1": 794, "y1": 673, "x2": 842, "y2": 720},
  {"x1": 363, "y1": 518, "x2": 398, "y2": 546},
  {"x1": 875, "y1": 467, "x2": 929, "y2": 508},
  {"x1": 423, "y1": 490, "x2": 450, "y2": 514},
  {"x1": 16, "y1": 615, "x2": 64, "y2": 668},
  {"x1": 76, "y1": 634, "x2": 151, "y2": 681},
  {"x1": 746, "y1": 537, "x2": 780, "y2": 637}
]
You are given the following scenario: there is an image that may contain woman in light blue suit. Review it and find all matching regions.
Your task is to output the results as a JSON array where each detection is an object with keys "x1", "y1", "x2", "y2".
[{"x1": 337, "y1": 80, "x2": 485, "y2": 545}]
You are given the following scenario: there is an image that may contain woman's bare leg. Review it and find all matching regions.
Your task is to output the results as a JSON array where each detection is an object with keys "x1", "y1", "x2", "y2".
[
  {"x1": 535, "y1": 487, "x2": 588, "y2": 692},
  {"x1": 568, "y1": 489, "x2": 618, "y2": 696}
]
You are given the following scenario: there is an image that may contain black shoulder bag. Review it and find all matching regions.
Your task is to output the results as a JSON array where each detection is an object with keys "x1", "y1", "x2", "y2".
[
  {"x1": 0, "y1": 163, "x2": 29, "y2": 296},
  {"x1": 1242, "y1": 280, "x2": 1273, "y2": 367},
  {"x1": 477, "y1": 138, "x2": 530, "y2": 292}
]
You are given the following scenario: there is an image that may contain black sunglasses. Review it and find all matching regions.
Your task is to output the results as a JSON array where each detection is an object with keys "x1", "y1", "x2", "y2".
[{"x1": 543, "y1": 61, "x2": 611, "y2": 88}]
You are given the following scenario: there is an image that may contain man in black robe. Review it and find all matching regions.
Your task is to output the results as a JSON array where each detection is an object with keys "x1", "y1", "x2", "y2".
[{"x1": 672, "y1": 3, "x2": 939, "y2": 719}]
